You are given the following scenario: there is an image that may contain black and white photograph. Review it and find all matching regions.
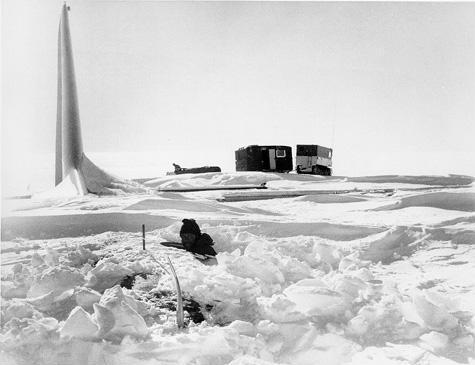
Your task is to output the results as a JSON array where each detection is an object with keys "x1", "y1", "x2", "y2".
[{"x1": 1, "y1": 1, "x2": 475, "y2": 364}]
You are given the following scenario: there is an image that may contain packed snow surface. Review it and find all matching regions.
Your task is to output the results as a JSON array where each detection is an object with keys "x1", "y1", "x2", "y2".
[{"x1": 1, "y1": 172, "x2": 475, "y2": 365}]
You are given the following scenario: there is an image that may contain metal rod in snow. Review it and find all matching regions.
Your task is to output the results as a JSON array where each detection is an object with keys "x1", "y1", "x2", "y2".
[
  {"x1": 167, "y1": 256, "x2": 185, "y2": 329},
  {"x1": 142, "y1": 224, "x2": 146, "y2": 250}
]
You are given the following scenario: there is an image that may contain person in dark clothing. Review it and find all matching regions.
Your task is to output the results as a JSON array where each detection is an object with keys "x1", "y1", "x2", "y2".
[
  {"x1": 173, "y1": 163, "x2": 182, "y2": 173},
  {"x1": 192, "y1": 233, "x2": 216, "y2": 256},
  {"x1": 180, "y1": 219, "x2": 217, "y2": 257}
]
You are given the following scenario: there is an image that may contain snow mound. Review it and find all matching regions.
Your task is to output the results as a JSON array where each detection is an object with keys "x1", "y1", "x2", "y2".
[
  {"x1": 375, "y1": 192, "x2": 475, "y2": 212},
  {"x1": 125, "y1": 198, "x2": 222, "y2": 212},
  {"x1": 2, "y1": 173, "x2": 475, "y2": 365},
  {"x1": 296, "y1": 194, "x2": 367, "y2": 203},
  {"x1": 245, "y1": 222, "x2": 384, "y2": 240},
  {"x1": 358, "y1": 227, "x2": 423, "y2": 264},
  {"x1": 280, "y1": 333, "x2": 361, "y2": 365},
  {"x1": 228, "y1": 355, "x2": 282, "y2": 365},
  {"x1": 346, "y1": 174, "x2": 474, "y2": 186},
  {"x1": 143, "y1": 171, "x2": 281, "y2": 189}
]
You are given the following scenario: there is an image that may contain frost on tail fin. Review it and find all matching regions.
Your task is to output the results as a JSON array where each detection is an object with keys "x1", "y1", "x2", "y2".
[
  {"x1": 56, "y1": 3, "x2": 83, "y2": 187},
  {"x1": 55, "y1": 4, "x2": 140, "y2": 196}
]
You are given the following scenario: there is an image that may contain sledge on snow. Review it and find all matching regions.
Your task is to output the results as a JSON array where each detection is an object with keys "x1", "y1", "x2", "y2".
[{"x1": 167, "y1": 163, "x2": 222, "y2": 175}]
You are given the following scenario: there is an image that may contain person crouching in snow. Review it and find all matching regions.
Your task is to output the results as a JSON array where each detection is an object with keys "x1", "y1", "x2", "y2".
[{"x1": 180, "y1": 219, "x2": 217, "y2": 258}]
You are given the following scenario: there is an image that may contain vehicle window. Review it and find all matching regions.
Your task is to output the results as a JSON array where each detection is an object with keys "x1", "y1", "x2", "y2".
[{"x1": 276, "y1": 149, "x2": 286, "y2": 158}]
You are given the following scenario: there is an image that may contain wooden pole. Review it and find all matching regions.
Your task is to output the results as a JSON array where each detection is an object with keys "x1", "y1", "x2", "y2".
[{"x1": 142, "y1": 224, "x2": 146, "y2": 250}]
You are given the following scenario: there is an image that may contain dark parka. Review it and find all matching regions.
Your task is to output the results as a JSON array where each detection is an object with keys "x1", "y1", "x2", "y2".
[{"x1": 180, "y1": 219, "x2": 217, "y2": 256}]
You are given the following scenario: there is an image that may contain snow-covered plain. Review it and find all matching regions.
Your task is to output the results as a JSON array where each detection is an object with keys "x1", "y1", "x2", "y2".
[{"x1": 1, "y1": 172, "x2": 475, "y2": 365}]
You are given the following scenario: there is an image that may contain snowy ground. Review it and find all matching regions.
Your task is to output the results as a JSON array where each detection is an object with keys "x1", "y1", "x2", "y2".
[{"x1": 1, "y1": 172, "x2": 475, "y2": 365}]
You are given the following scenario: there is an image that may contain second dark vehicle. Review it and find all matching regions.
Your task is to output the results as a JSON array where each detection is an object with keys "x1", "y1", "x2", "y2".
[
  {"x1": 235, "y1": 145, "x2": 293, "y2": 173},
  {"x1": 235, "y1": 144, "x2": 333, "y2": 175}
]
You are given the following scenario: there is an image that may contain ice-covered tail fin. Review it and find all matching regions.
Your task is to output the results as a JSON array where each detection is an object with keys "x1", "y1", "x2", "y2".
[
  {"x1": 56, "y1": 3, "x2": 85, "y2": 192},
  {"x1": 55, "y1": 4, "x2": 121, "y2": 195}
]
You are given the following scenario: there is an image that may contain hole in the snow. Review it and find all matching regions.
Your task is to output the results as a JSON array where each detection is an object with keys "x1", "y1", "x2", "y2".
[
  {"x1": 119, "y1": 273, "x2": 148, "y2": 289},
  {"x1": 143, "y1": 290, "x2": 211, "y2": 325}
]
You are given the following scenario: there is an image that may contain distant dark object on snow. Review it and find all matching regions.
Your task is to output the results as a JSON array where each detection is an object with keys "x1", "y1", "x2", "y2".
[
  {"x1": 296, "y1": 144, "x2": 332, "y2": 176},
  {"x1": 235, "y1": 145, "x2": 293, "y2": 173},
  {"x1": 235, "y1": 144, "x2": 333, "y2": 176},
  {"x1": 167, "y1": 163, "x2": 221, "y2": 175}
]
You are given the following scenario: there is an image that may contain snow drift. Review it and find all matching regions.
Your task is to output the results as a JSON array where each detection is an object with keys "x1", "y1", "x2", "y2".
[{"x1": 1, "y1": 173, "x2": 474, "y2": 364}]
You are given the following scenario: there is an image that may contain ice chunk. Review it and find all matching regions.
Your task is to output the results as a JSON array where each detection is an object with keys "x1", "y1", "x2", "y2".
[
  {"x1": 400, "y1": 301, "x2": 425, "y2": 327},
  {"x1": 223, "y1": 254, "x2": 284, "y2": 286},
  {"x1": 216, "y1": 249, "x2": 242, "y2": 266},
  {"x1": 228, "y1": 320, "x2": 257, "y2": 337},
  {"x1": 424, "y1": 290, "x2": 460, "y2": 313},
  {"x1": 345, "y1": 297, "x2": 426, "y2": 344},
  {"x1": 351, "y1": 268, "x2": 374, "y2": 282},
  {"x1": 27, "y1": 265, "x2": 85, "y2": 298},
  {"x1": 124, "y1": 259, "x2": 154, "y2": 274},
  {"x1": 349, "y1": 344, "x2": 427, "y2": 364},
  {"x1": 278, "y1": 256, "x2": 312, "y2": 283},
  {"x1": 346, "y1": 315, "x2": 369, "y2": 336},
  {"x1": 0, "y1": 317, "x2": 59, "y2": 349},
  {"x1": 419, "y1": 331, "x2": 449, "y2": 352},
  {"x1": 190, "y1": 272, "x2": 262, "y2": 305},
  {"x1": 1, "y1": 281, "x2": 28, "y2": 299},
  {"x1": 93, "y1": 303, "x2": 115, "y2": 338},
  {"x1": 66, "y1": 245, "x2": 99, "y2": 267},
  {"x1": 97, "y1": 285, "x2": 148, "y2": 339},
  {"x1": 122, "y1": 290, "x2": 149, "y2": 317},
  {"x1": 283, "y1": 279, "x2": 347, "y2": 317},
  {"x1": 11, "y1": 264, "x2": 32, "y2": 288},
  {"x1": 280, "y1": 333, "x2": 361, "y2": 365},
  {"x1": 453, "y1": 334, "x2": 474, "y2": 348},
  {"x1": 361, "y1": 279, "x2": 384, "y2": 300},
  {"x1": 412, "y1": 290, "x2": 458, "y2": 330},
  {"x1": 30, "y1": 252, "x2": 45, "y2": 267},
  {"x1": 2, "y1": 301, "x2": 38, "y2": 323},
  {"x1": 313, "y1": 242, "x2": 342, "y2": 268},
  {"x1": 85, "y1": 261, "x2": 133, "y2": 292},
  {"x1": 44, "y1": 247, "x2": 60, "y2": 266},
  {"x1": 338, "y1": 253, "x2": 368, "y2": 272},
  {"x1": 26, "y1": 288, "x2": 76, "y2": 317},
  {"x1": 332, "y1": 275, "x2": 367, "y2": 299},
  {"x1": 244, "y1": 240, "x2": 269, "y2": 256},
  {"x1": 60, "y1": 306, "x2": 98, "y2": 339},
  {"x1": 228, "y1": 355, "x2": 280, "y2": 365},
  {"x1": 11, "y1": 263, "x2": 23, "y2": 274},
  {"x1": 257, "y1": 295, "x2": 305, "y2": 323},
  {"x1": 74, "y1": 287, "x2": 101, "y2": 310}
]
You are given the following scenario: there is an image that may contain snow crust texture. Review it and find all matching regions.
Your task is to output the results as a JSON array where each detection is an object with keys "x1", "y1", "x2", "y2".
[{"x1": 1, "y1": 173, "x2": 474, "y2": 365}]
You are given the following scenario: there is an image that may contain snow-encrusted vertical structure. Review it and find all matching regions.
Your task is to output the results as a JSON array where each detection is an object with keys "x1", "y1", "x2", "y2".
[{"x1": 55, "y1": 4, "x2": 120, "y2": 195}]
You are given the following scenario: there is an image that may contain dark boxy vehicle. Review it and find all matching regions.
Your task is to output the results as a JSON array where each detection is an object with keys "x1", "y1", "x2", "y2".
[
  {"x1": 296, "y1": 144, "x2": 332, "y2": 175},
  {"x1": 235, "y1": 145, "x2": 293, "y2": 173}
]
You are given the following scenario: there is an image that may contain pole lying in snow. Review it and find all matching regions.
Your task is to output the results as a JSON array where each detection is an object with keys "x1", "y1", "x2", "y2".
[{"x1": 142, "y1": 224, "x2": 146, "y2": 250}]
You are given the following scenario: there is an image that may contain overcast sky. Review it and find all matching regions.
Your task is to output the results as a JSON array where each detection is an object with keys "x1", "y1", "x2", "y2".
[{"x1": 2, "y1": 0, "x2": 475, "y2": 181}]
